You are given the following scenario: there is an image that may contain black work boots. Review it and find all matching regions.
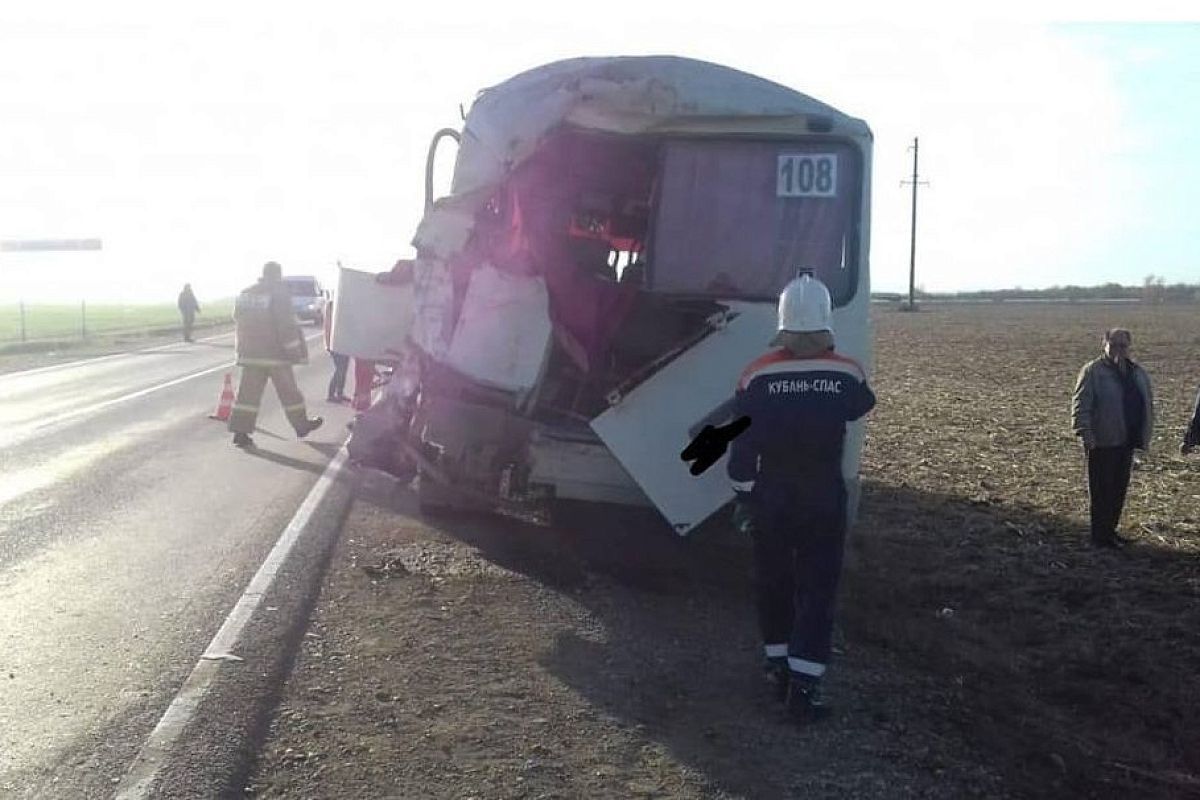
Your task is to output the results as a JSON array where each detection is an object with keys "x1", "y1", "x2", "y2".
[
  {"x1": 234, "y1": 417, "x2": 321, "y2": 448},
  {"x1": 297, "y1": 417, "x2": 324, "y2": 438},
  {"x1": 763, "y1": 659, "x2": 789, "y2": 703},
  {"x1": 785, "y1": 675, "x2": 831, "y2": 724},
  {"x1": 763, "y1": 659, "x2": 831, "y2": 723}
]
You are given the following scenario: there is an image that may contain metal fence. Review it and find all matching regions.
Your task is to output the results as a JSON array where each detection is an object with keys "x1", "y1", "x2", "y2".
[{"x1": 0, "y1": 300, "x2": 235, "y2": 346}]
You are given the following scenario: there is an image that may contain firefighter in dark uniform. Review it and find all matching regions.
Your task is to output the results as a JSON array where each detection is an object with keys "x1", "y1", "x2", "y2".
[
  {"x1": 228, "y1": 261, "x2": 324, "y2": 448},
  {"x1": 728, "y1": 273, "x2": 875, "y2": 722}
]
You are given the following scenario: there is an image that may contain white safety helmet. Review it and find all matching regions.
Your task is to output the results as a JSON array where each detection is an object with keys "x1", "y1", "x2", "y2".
[{"x1": 776, "y1": 272, "x2": 833, "y2": 334}]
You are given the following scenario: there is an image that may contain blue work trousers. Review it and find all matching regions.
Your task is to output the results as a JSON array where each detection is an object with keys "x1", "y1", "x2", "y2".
[{"x1": 749, "y1": 477, "x2": 847, "y2": 675}]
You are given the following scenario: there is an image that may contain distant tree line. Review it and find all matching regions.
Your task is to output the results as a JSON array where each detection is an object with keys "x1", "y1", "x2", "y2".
[{"x1": 873, "y1": 276, "x2": 1200, "y2": 304}]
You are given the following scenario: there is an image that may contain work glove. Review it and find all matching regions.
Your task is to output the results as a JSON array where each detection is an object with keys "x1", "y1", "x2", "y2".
[{"x1": 731, "y1": 493, "x2": 757, "y2": 535}]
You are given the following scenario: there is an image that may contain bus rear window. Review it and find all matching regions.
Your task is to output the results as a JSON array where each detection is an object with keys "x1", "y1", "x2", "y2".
[{"x1": 649, "y1": 140, "x2": 860, "y2": 306}]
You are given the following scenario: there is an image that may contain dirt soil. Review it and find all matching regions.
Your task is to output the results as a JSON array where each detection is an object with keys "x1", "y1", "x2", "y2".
[{"x1": 247, "y1": 303, "x2": 1200, "y2": 799}]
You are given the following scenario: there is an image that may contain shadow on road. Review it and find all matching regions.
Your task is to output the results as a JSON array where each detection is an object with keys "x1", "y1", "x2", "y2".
[
  {"x1": 302, "y1": 441, "x2": 342, "y2": 460},
  {"x1": 240, "y1": 447, "x2": 328, "y2": 477}
]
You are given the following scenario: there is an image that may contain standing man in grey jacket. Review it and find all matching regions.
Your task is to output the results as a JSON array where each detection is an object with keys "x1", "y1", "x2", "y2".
[{"x1": 1071, "y1": 328, "x2": 1154, "y2": 548}]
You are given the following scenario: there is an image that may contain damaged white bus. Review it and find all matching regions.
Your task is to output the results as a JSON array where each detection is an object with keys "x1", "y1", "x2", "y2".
[{"x1": 397, "y1": 55, "x2": 872, "y2": 535}]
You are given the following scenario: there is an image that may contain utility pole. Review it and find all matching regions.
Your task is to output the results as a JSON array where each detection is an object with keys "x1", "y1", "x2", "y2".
[{"x1": 900, "y1": 137, "x2": 929, "y2": 310}]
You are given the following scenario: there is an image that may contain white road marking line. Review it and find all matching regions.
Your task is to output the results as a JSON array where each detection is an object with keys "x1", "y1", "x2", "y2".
[
  {"x1": 0, "y1": 363, "x2": 232, "y2": 450},
  {"x1": 114, "y1": 447, "x2": 349, "y2": 800},
  {"x1": 0, "y1": 331, "x2": 236, "y2": 380},
  {"x1": 0, "y1": 333, "x2": 324, "y2": 449}
]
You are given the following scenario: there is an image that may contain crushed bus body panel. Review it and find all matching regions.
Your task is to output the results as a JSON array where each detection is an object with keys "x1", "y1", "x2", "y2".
[{"x1": 388, "y1": 56, "x2": 873, "y2": 533}]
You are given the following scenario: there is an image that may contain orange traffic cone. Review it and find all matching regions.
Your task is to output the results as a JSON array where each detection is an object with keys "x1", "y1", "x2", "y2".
[{"x1": 209, "y1": 373, "x2": 235, "y2": 421}]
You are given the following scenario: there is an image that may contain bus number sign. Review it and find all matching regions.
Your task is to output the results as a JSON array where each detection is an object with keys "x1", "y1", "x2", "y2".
[{"x1": 777, "y1": 154, "x2": 838, "y2": 198}]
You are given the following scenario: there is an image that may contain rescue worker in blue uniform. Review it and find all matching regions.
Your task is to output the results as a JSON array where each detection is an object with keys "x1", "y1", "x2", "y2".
[{"x1": 728, "y1": 273, "x2": 875, "y2": 722}]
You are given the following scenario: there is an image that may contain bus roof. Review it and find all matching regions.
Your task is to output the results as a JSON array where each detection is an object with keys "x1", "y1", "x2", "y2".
[{"x1": 451, "y1": 55, "x2": 872, "y2": 197}]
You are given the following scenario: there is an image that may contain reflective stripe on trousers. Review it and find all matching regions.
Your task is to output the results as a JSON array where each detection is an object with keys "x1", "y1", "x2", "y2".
[
  {"x1": 228, "y1": 365, "x2": 310, "y2": 435},
  {"x1": 749, "y1": 479, "x2": 847, "y2": 675}
]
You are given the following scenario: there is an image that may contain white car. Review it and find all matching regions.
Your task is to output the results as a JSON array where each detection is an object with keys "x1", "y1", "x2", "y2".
[{"x1": 282, "y1": 275, "x2": 328, "y2": 325}]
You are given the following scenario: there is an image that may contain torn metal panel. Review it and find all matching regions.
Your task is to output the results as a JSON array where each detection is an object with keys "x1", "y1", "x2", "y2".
[
  {"x1": 409, "y1": 257, "x2": 456, "y2": 361},
  {"x1": 444, "y1": 264, "x2": 552, "y2": 392},
  {"x1": 589, "y1": 301, "x2": 778, "y2": 534}
]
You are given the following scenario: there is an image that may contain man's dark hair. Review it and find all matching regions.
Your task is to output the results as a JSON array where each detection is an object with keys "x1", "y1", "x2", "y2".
[{"x1": 1104, "y1": 327, "x2": 1132, "y2": 343}]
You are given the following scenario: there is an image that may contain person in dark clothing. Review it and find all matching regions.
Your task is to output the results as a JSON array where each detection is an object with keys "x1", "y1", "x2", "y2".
[
  {"x1": 728, "y1": 273, "x2": 875, "y2": 724},
  {"x1": 1071, "y1": 328, "x2": 1154, "y2": 548},
  {"x1": 1180, "y1": 386, "x2": 1200, "y2": 456},
  {"x1": 323, "y1": 299, "x2": 349, "y2": 402},
  {"x1": 177, "y1": 283, "x2": 201, "y2": 342}
]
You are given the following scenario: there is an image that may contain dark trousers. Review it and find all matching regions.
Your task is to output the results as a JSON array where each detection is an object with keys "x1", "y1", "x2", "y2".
[
  {"x1": 1087, "y1": 445, "x2": 1133, "y2": 541},
  {"x1": 750, "y1": 481, "x2": 847, "y2": 675},
  {"x1": 181, "y1": 312, "x2": 195, "y2": 342},
  {"x1": 328, "y1": 352, "x2": 349, "y2": 399}
]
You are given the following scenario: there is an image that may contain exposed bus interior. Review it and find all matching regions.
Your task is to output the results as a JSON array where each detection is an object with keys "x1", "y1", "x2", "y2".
[{"x1": 457, "y1": 128, "x2": 861, "y2": 431}]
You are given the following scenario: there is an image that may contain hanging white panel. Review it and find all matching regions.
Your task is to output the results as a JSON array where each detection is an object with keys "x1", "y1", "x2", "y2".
[{"x1": 329, "y1": 267, "x2": 414, "y2": 361}]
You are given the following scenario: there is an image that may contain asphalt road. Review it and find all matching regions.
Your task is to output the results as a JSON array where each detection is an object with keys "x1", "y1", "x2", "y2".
[{"x1": 0, "y1": 329, "x2": 352, "y2": 798}]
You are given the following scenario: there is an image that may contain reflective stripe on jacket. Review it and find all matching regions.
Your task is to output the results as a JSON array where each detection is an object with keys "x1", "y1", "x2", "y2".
[
  {"x1": 727, "y1": 348, "x2": 876, "y2": 494},
  {"x1": 233, "y1": 279, "x2": 307, "y2": 366}
]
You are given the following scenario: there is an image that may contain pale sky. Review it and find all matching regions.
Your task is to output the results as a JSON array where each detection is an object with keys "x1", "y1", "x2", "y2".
[{"x1": 0, "y1": 2, "x2": 1196, "y2": 302}]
